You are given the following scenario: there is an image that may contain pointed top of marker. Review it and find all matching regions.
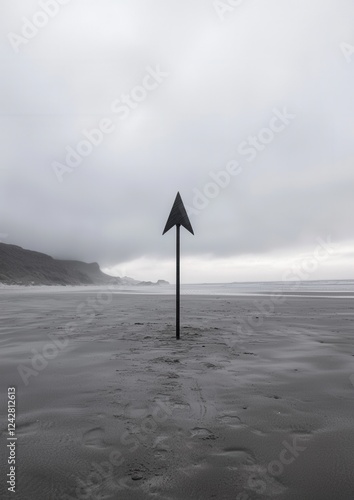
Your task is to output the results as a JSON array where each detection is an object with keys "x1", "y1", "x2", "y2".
[{"x1": 162, "y1": 192, "x2": 194, "y2": 235}]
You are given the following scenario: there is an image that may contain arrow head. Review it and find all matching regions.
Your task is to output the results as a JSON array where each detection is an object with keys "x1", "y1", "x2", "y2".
[{"x1": 162, "y1": 192, "x2": 194, "y2": 235}]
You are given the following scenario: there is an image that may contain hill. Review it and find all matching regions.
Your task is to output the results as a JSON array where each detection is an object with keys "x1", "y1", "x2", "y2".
[{"x1": 0, "y1": 243, "x2": 166, "y2": 286}]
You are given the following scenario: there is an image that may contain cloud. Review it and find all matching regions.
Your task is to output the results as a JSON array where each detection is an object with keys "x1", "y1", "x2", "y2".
[{"x1": 1, "y1": 0, "x2": 354, "y2": 281}]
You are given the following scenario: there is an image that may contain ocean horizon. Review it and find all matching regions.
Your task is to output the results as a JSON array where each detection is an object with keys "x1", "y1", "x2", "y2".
[{"x1": 1, "y1": 279, "x2": 354, "y2": 297}]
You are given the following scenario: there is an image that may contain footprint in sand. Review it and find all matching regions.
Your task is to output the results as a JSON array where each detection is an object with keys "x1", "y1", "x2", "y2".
[
  {"x1": 82, "y1": 427, "x2": 106, "y2": 448},
  {"x1": 190, "y1": 427, "x2": 217, "y2": 440},
  {"x1": 218, "y1": 413, "x2": 242, "y2": 427},
  {"x1": 153, "y1": 434, "x2": 170, "y2": 452},
  {"x1": 214, "y1": 447, "x2": 255, "y2": 465}
]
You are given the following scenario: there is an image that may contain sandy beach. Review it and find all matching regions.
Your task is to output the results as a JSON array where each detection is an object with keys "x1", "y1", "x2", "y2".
[
  {"x1": 2, "y1": 0, "x2": 354, "y2": 498},
  {"x1": 1, "y1": 287, "x2": 354, "y2": 499}
]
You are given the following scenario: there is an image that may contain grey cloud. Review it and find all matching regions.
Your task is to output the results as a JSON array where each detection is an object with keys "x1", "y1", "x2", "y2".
[{"x1": 1, "y1": 0, "x2": 354, "y2": 280}]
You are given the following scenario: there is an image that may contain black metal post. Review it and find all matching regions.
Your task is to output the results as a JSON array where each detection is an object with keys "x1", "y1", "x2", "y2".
[
  {"x1": 162, "y1": 192, "x2": 193, "y2": 340},
  {"x1": 176, "y1": 224, "x2": 180, "y2": 340}
]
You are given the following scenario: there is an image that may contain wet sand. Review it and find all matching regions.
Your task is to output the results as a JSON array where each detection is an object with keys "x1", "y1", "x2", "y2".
[{"x1": 0, "y1": 288, "x2": 354, "y2": 499}]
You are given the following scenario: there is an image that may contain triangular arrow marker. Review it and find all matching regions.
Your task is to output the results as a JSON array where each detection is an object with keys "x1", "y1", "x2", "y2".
[
  {"x1": 162, "y1": 192, "x2": 194, "y2": 235},
  {"x1": 162, "y1": 192, "x2": 194, "y2": 339}
]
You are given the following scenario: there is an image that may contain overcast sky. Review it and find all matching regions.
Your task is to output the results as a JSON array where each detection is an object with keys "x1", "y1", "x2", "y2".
[{"x1": 1, "y1": 0, "x2": 354, "y2": 283}]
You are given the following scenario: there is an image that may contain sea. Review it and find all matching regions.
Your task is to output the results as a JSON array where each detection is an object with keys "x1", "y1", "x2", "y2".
[{"x1": 1, "y1": 280, "x2": 354, "y2": 298}]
